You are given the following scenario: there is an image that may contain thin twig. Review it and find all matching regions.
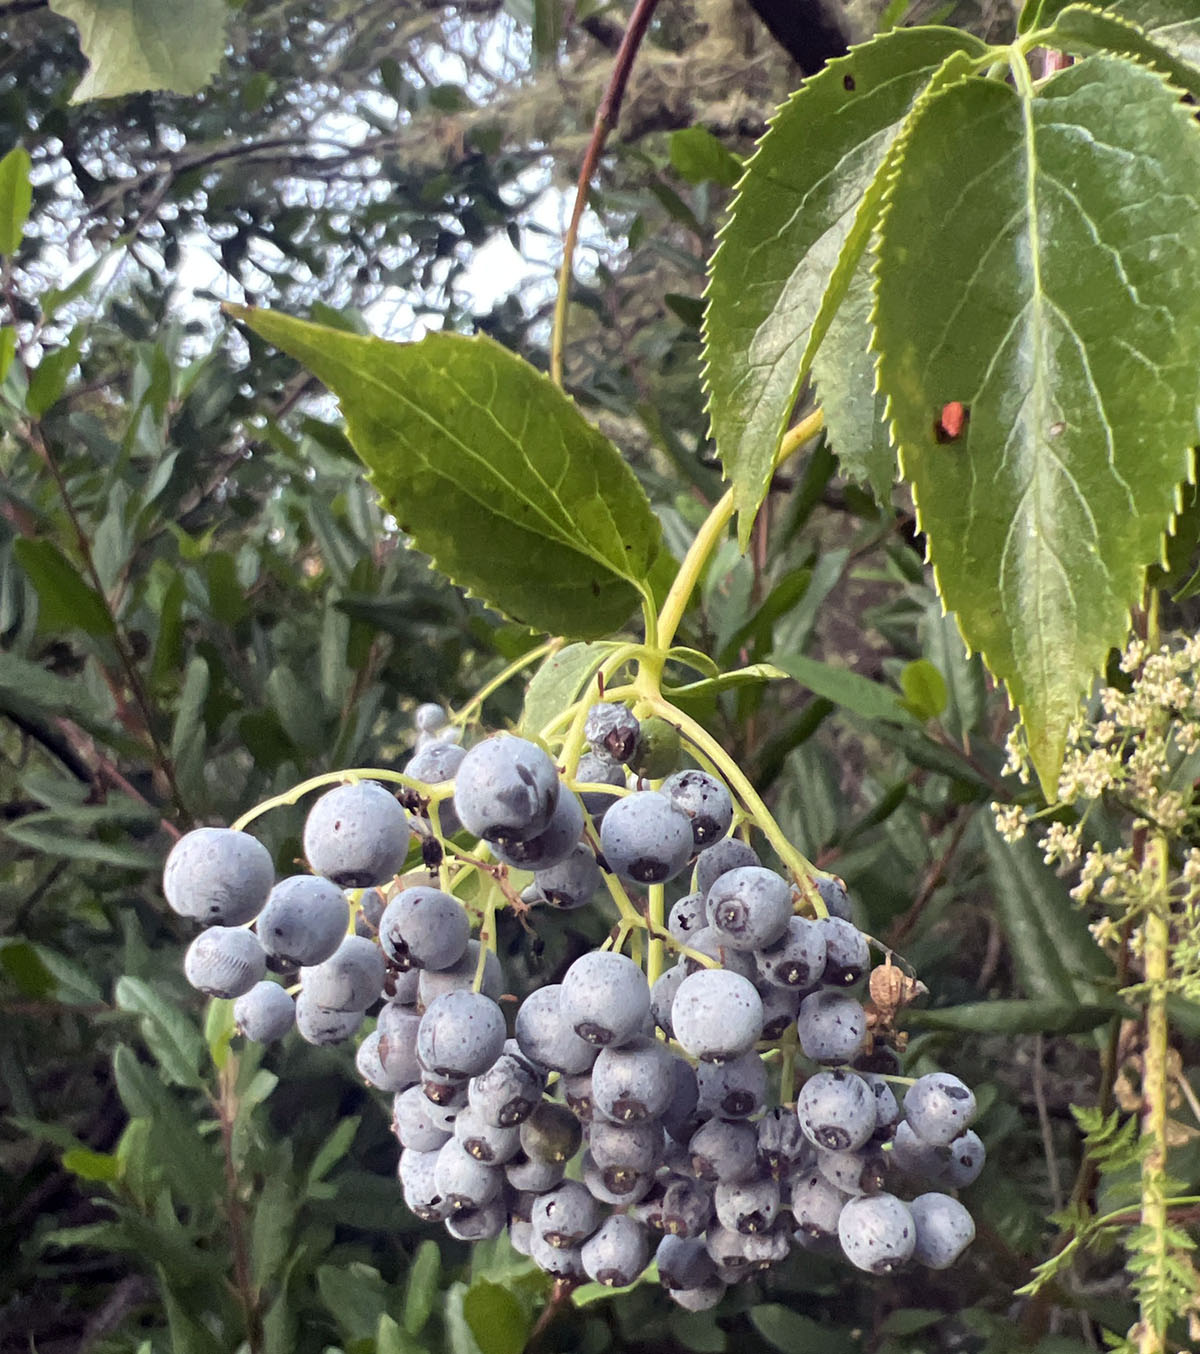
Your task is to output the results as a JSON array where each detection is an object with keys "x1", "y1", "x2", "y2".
[
  {"x1": 549, "y1": 0, "x2": 661, "y2": 386},
  {"x1": 21, "y1": 419, "x2": 187, "y2": 819},
  {"x1": 1033, "y1": 1034, "x2": 1065, "y2": 1214}
]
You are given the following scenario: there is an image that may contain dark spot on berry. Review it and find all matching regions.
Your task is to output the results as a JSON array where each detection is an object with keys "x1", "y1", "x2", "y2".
[
  {"x1": 575, "y1": 1020, "x2": 614, "y2": 1045},
  {"x1": 944, "y1": 1084, "x2": 971, "y2": 1100}
]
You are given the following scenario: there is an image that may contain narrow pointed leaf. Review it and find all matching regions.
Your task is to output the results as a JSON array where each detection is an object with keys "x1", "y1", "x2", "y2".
[
  {"x1": 0, "y1": 147, "x2": 32, "y2": 256},
  {"x1": 231, "y1": 310, "x2": 664, "y2": 640},
  {"x1": 703, "y1": 27, "x2": 987, "y2": 545},
  {"x1": 873, "y1": 57, "x2": 1200, "y2": 793}
]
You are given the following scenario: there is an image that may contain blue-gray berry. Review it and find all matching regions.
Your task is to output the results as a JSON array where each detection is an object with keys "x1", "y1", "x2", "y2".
[
  {"x1": 417, "y1": 990, "x2": 506, "y2": 1079},
  {"x1": 903, "y1": 1072, "x2": 977, "y2": 1145},
  {"x1": 581, "y1": 1215, "x2": 649, "y2": 1287},
  {"x1": 909, "y1": 1191, "x2": 976, "y2": 1268},
  {"x1": 756, "y1": 915, "x2": 827, "y2": 989},
  {"x1": 797, "y1": 1070, "x2": 876, "y2": 1152},
  {"x1": 705, "y1": 865, "x2": 791, "y2": 951},
  {"x1": 257, "y1": 875, "x2": 349, "y2": 968},
  {"x1": 300, "y1": 934, "x2": 385, "y2": 1012},
  {"x1": 233, "y1": 979, "x2": 295, "y2": 1041},
  {"x1": 695, "y1": 836, "x2": 760, "y2": 899},
  {"x1": 163, "y1": 827, "x2": 275, "y2": 926},
  {"x1": 671, "y1": 968, "x2": 763, "y2": 1063},
  {"x1": 599, "y1": 790, "x2": 693, "y2": 885},
  {"x1": 302, "y1": 781, "x2": 411, "y2": 888},
  {"x1": 452, "y1": 735, "x2": 559, "y2": 844},
  {"x1": 838, "y1": 1192, "x2": 916, "y2": 1274},
  {"x1": 526, "y1": 842, "x2": 602, "y2": 909},
  {"x1": 379, "y1": 886, "x2": 470, "y2": 972},
  {"x1": 184, "y1": 925, "x2": 266, "y2": 998},
  {"x1": 514, "y1": 984, "x2": 598, "y2": 1074},
  {"x1": 659, "y1": 770, "x2": 734, "y2": 847},
  {"x1": 559, "y1": 950, "x2": 650, "y2": 1047},
  {"x1": 488, "y1": 787, "x2": 583, "y2": 871},
  {"x1": 796, "y1": 989, "x2": 868, "y2": 1064},
  {"x1": 591, "y1": 1035, "x2": 674, "y2": 1121}
]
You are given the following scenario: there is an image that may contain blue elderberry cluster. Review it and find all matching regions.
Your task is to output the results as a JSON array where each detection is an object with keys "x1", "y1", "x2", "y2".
[{"x1": 162, "y1": 701, "x2": 982, "y2": 1306}]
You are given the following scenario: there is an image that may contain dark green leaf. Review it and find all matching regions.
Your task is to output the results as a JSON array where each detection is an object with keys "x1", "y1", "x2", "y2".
[
  {"x1": 26, "y1": 327, "x2": 84, "y2": 416},
  {"x1": 669, "y1": 126, "x2": 742, "y2": 186},
  {"x1": 904, "y1": 998, "x2": 1121, "y2": 1034},
  {"x1": 316, "y1": 1262, "x2": 389, "y2": 1344},
  {"x1": 403, "y1": 1239, "x2": 440, "y2": 1335},
  {"x1": 115, "y1": 976, "x2": 205, "y2": 1088},
  {"x1": 704, "y1": 28, "x2": 987, "y2": 544},
  {"x1": 520, "y1": 641, "x2": 616, "y2": 739},
  {"x1": 750, "y1": 1304, "x2": 856, "y2": 1353},
  {"x1": 307, "y1": 1115, "x2": 360, "y2": 1190},
  {"x1": 2, "y1": 821, "x2": 156, "y2": 870},
  {"x1": 773, "y1": 652, "x2": 912, "y2": 723},
  {"x1": 0, "y1": 939, "x2": 57, "y2": 998},
  {"x1": 232, "y1": 311, "x2": 664, "y2": 639},
  {"x1": 981, "y1": 819, "x2": 1112, "y2": 1002},
  {"x1": 532, "y1": 0, "x2": 562, "y2": 65},
  {"x1": 251, "y1": 1172, "x2": 297, "y2": 1291},
  {"x1": 13, "y1": 538, "x2": 114, "y2": 638},
  {"x1": 874, "y1": 57, "x2": 1200, "y2": 794},
  {"x1": 0, "y1": 147, "x2": 32, "y2": 256},
  {"x1": 899, "y1": 658, "x2": 948, "y2": 720},
  {"x1": 47, "y1": 0, "x2": 229, "y2": 100},
  {"x1": 461, "y1": 1280, "x2": 529, "y2": 1354},
  {"x1": 878, "y1": 1310, "x2": 945, "y2": 1337}
]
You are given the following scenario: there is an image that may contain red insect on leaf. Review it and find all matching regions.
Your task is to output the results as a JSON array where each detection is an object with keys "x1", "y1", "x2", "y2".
[{"x1": 934, "y1": 401, "x2": 969, "y2": 443}]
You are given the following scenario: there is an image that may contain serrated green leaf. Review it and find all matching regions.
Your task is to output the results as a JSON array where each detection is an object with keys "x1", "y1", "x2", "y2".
[
  {"x1": 520, "y1": 641, "x2": 617, "y2": 738},
  {"x1": 1034, "y1": 0, "x2": 1200, "y2": 69},
  {"x1": 232, "y1": 311, "x2": 664, "y2": 639},
  {"x1": 0, "y1": 147, "x2": 32, "y2": 257},
  {"x1": 13, "y1": 538, "x2": 114, "y2": 638},
  {"x1": 1039, "y1": 4, "x2": 1200, "y2": 96},
  {"x1": 811, "y1": 249, "x2": 896, "y2": 498},
  {"x1": 461, "y1": 1281, "x2": 529, "y2": 1354},
  {"x1": 48, "y1": 0, "x2": 228, "y2": 100},
  {"x1": 704, "y1": 27, "x2": 988, "y2": 545},
  {"x1": 874, "y1": 56, "x2": 1200, "y2": 795},
  {"x1": 899, "y1": 657, "x2": 948, "y2": 720}
]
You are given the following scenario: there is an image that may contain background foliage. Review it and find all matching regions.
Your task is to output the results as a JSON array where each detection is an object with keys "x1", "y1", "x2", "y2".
[{"x1": 2, "y1": 2, "x2": 1198, "y2": 1353}]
